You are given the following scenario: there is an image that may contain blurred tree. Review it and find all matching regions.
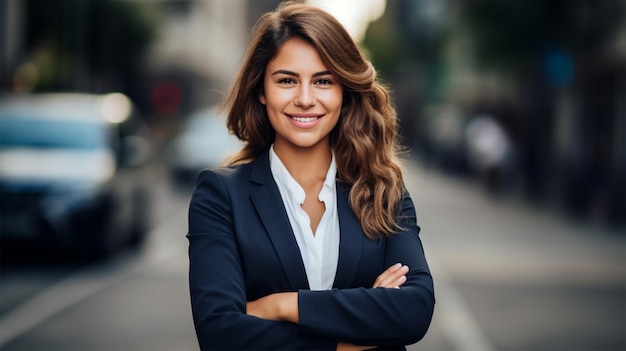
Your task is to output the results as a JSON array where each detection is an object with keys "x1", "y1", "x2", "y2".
[
  {"x1": 456, "y1": 0, "x2": 624, "y2": 76},
  {"x1": 458, "y1": 0, "x2": 625, "y2": 214},
  {"x1": 362, "y1": 0, "x2": 451, "y2": 160},
  {"x1": 363, "y1": 0, "x2": 448, "y2": 97},
  {"x1": 22, "y1": 0, "x2": 159, "y2": 100}
]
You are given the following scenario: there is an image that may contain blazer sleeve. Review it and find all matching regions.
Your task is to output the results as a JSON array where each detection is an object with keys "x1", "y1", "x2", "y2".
[
  {"x1": 297, "y1": 192, "x2": 435, "y2": 347},
  {"x1": 187, "y1": 169, "x2": 336, "y2": 351}
]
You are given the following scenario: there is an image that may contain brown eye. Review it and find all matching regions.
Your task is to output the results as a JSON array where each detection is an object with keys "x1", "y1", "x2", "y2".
[
  {"x1": 315, "y1": 79, "x2": 332, "y2": 85},
  {"x1": 278, "y1": 78, "x2": 296, "y2": 84}
]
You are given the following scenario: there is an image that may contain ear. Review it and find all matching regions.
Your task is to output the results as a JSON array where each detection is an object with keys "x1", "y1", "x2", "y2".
[{"x1": 259, "y1": 92, "x2": 266, "y2": 105}]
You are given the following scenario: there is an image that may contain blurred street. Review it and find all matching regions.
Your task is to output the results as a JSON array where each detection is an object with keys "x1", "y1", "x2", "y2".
[
  {"x1": 1, "y1": 0, "x2": 624, "y2": 350},
  {"x1": 406, "y1": 159, "x2": 626, "y2": 351},
  {"x1": 1, "y1": 156, "x2": 624, "y2": 351}
]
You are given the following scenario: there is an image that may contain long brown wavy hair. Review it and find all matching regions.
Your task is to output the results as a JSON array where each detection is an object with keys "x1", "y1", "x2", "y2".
[{"x1": 221, "y1": 1, "x2": 406, "y2": 239}]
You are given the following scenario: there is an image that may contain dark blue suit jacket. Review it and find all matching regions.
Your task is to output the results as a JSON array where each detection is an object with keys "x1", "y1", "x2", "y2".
[{"x1": 187, "y1": 149, "x2": 434, "y2": 350}]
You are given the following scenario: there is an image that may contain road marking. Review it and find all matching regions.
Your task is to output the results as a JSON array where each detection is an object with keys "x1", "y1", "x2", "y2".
[
  {"x1": 405, "y1": 163, "x2": 495, "y2": 351},
  {"x1": 424, "y1": 241, "x2": 496, "y2": 351},
  {"x1": 0, "y1": 209, "x2": 188, "y2": 347}
]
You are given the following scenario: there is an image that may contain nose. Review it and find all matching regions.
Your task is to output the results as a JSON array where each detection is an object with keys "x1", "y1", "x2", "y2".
[{"x1": 294, "y1": 84, "x2": 315, "y2": 108}]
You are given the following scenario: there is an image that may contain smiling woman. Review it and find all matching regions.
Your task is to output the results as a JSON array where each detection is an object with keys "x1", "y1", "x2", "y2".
[
  {"x1": 187, "y1": 2, "x2": 434, "y2": 350},
  {"x1": 260, "y1": 37, "x2": 343, "y2": 153}
]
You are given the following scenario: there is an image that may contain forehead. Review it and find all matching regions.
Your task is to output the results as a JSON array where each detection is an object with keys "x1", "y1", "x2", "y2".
[{"x1": 267, "y1": 37, "x2": 328, "y2": 71}]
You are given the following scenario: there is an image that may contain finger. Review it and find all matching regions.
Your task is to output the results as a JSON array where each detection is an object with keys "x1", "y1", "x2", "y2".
[
  {"x1": 373, "y1": 263, "x2": 402, "y2": 288},
  {"x1": 375, "y1": 264, "x2": 405, "y2": 288},
  {"x1": 382, "y1": 265, "x2": 408, "y2": 288},
  {"x1": 393, "y1": 274, "x2": 407, "y2": 288},
  {"x1": 374, "y1": 264, "x2": 408, "y2": 288},
  {"x1": 383, "y1": 272, "x2": 407, "y2": 289}
]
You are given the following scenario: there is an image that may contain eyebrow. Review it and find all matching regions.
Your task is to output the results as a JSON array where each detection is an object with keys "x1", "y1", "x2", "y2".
[{"x1": 271, "y1": 69, "x2": 332, "y2": 77}]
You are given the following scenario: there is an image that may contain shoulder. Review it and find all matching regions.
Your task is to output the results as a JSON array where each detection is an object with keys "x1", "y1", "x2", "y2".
[
  {"x1": 188, "y1": 163, "x2": 254, "y2": 223},
  {"x1": 194, "y1": 163, "x2": 253, "y2": 192},
  {"x1": 195, "y1": 148, "x2": 270, "y2": 186}
]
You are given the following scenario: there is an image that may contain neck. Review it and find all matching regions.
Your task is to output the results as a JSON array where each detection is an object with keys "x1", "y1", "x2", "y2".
[{"x1": 273, "y1": 142, "x2": 331, "y2": 185}]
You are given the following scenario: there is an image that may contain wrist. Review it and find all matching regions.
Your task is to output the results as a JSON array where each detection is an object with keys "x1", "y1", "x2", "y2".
[{"x1": 278, "y1": 292, "x2": 299, "y2": 323}]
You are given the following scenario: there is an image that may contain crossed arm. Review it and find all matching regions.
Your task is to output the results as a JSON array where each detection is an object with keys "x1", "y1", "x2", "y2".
[{"x1": 246, "y1": 263, "x2": 410, "y2": 351}]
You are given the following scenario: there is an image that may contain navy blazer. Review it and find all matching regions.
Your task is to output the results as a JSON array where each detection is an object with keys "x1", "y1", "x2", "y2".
[{"x1": 187, "y1": 149, "x2": 434, "y2": 350}]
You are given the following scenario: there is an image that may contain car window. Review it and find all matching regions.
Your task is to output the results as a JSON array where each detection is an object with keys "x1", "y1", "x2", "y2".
[{"x1": 0, "y1": 116, "x2": 108, "y2": 150}]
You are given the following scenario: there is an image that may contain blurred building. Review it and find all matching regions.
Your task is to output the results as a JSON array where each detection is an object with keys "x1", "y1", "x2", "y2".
[
  {"x1": 143, "y1": 0, "x2": 280, "y2": 139},
  {"x1": 364, "y1": 0, "x2": 625, "y2": 228},
  {"x1": 0, "y1": 0, "x2": 280, "y2": 136},
  {"x1": 146, "y1": 0, "x2": 264, "y2": 110},
  {"x1": 1, "y1": 0, "x2": 26, "y2": 92}
]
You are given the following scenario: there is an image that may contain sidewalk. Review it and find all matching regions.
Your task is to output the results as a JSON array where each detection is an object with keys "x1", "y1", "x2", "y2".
[{"x1": 404, "y1": 159, "x2": 626, "y2": 351}]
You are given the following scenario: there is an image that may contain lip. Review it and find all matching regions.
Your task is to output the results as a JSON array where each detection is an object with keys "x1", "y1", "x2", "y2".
[{"x1": 286, "y1": 113, "x2": 323, "y2": 129}]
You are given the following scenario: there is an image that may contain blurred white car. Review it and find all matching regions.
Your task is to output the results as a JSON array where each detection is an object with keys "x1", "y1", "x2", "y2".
[
  {"x1": 166, "y1": 106, "x2": 242, "y2": 187},
  {"x1": 0, "y1": 93, "x2": 154, "y2": 257}
]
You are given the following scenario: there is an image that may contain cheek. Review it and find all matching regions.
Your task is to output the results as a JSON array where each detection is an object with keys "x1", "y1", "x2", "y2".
[
  {"x1": 264, "y1": 88, "x2": 292, "y2": 109},
  {"x1": 327, "y1": 90, "x2": 343, "y2": 112}
]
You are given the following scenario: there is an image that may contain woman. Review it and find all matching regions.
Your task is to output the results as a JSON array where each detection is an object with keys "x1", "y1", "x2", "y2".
[{"x1": 187, "y1": 2, "x2": 434, "y2": 350}]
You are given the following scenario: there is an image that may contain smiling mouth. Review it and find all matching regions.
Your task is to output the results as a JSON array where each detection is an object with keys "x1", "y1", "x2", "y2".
[{"x1": 291, "y1": 116, "x2": 319, "y2": 123}]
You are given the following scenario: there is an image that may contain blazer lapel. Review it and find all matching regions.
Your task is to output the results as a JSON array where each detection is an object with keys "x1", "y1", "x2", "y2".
[
  {"x1": 249, "y1": 150, "x2": 310, "y2": 290},
  {"x1": 333, "y1": 181, "x2": 363, "y2": 288}
]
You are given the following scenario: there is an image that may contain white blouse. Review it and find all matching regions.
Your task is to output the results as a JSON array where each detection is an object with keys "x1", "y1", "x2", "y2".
[{"x1": 269, "y1": 145, "x2": 340, "y2": 290}]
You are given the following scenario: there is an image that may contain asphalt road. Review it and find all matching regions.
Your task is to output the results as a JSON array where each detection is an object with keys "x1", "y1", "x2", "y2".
[{"x1": 1, "y1": 159, "x2": 624, "y2": 351}]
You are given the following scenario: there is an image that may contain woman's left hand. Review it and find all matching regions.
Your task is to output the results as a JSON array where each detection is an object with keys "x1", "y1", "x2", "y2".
[{"x1": 373, "y1": 263, "x2": 409, "y2": 289}]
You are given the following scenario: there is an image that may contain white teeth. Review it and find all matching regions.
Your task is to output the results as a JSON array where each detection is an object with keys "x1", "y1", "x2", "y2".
[{"x1": 292, "y1": 116, "x2": 318, "y2": 123}]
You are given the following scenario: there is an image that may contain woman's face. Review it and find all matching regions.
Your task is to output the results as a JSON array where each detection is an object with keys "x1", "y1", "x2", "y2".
[{"x1": 260, "y1": 37, "x2": 343, "y2": 153}]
